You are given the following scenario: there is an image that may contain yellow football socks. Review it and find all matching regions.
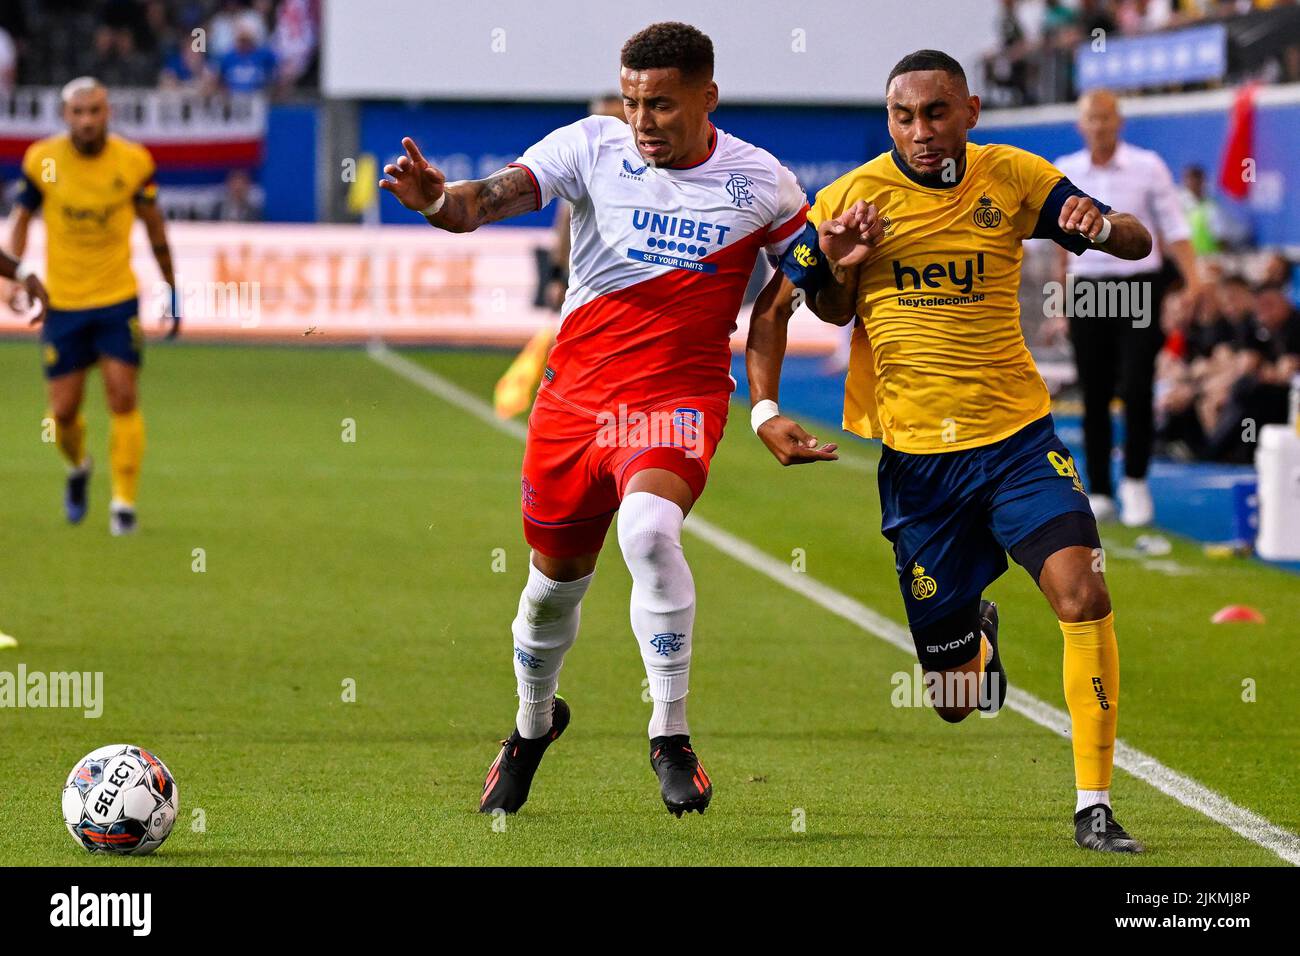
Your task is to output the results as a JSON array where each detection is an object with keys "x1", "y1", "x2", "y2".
[
  {"x1": 1060, "y1": 612, "x2": 1119, "y2": 792},
  {"x1": 108, "y1": 408, "x2": 146, "y2": 506},
  {"x1": 55, "y1": 412, "x2": 87, "y2": 469}
]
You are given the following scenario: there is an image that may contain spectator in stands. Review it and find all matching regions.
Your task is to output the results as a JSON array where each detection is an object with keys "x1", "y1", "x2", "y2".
[
  {"x1": 1260, "y1": 252, "x2": 1296, "y2": 301},
  {"x1": 1180, "y1": 163, "x2": 1252, "y2": 251},
  {"x1": 215, "y1": 18, "x2": 277, "y2": 94},
  {"x1": 1156, "y1": 273, "x2": 1299, "y2": 461},
  {"x1": 160, "y1": 33, "x2": 208, "y2": 88},
  {"x1": 0, "y1": 23, "x2": 15, "y2": 92},
  {"x1": 1055, "y1": 89, "x2": 1201, "y2": 525},
  {"x1": 1079, "y1": 0, "x2": 1120, "y2": 41},
  {"x1": 1154, "y1": 285, "x2": 1210, "y2": 458},
  {"x1": 1112, "y1": 0, "x2": 1155, "y2": 34},
  {"x1": 270, "y1": 0, "x2": 318, "y2": 88},
  {"x1": 1200, "y1": 284, "x2": 1300, "y2": 460},
  {"x1": 987, "y1": 0, "x2": 1035, "y2": 106},
  {"x1": 208, "y1": 1, "x2": 262, "y2": 60},
  {"x1": 151, "y1": 0, "x2": 201, "y2": 88},
  {"x1": 214, "y1": 168, "x2": 263, "y2": 222},
  {"x1": 1215, "y1": 275, "x2": 1259, "y2": 347},
  {"x1": 1042, "y1": 0, "x2": 1081, "y2": 44},
  {"x1": 0, "y1": 0, "x2": 27, "y2": 76},
  {"x1": 1242, "y1": 284, "x2": 1300, "y2": 381},
  {"x1": 92, "y1": 25, "x2": 157, "y2": 88},
  {"x1": 1179, "y1": 165, "x2": 1221, "y2": 255},
  {"x1": 1040, "y1": 1, "x2": 1085, "y2": 102}
]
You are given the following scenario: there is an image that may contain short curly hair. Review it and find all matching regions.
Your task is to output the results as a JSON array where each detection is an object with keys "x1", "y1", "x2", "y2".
[
  {"x1": 620, "y1": 22, "x2": 714, "y2": 82},
  {"x1": 887, "y1": 49, "x2": 967, "y2": 93}
]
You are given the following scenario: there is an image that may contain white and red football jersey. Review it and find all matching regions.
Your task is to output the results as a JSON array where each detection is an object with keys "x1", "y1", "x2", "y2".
[{"x1": 511, "y1": 116, "x2": 808, "y2": 411}]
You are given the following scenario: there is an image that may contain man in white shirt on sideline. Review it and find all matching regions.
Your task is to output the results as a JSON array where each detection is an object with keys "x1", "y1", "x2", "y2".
[{"x1": 1055, "y1": 89, "x2": 1200, "y2": 527}]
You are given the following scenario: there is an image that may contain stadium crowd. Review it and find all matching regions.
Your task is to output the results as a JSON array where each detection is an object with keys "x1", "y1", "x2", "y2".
[
  {"x1": 985, "y1": 0, "x2": 1300, "y2": 105},
  {"x1": 1156, "y1": 254, "x2": 1300, "y2": 463},
  {"x1": 0, "y1": 0, "x2": 319, "y2": 95}
]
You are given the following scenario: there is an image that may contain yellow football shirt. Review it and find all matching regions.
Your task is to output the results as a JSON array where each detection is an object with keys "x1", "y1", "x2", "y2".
[
  {"x1": 808, "y1": 141, "x2": 1069, "y2": 454},
  {"x1": 20, "y1": 133, "x2": 157, "y2": 310}
]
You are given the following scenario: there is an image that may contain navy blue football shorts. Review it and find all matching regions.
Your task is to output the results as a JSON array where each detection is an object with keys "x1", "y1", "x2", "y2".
[
  {"x1": 41, "y1": 297, "x2": 142, "y2": 379},
  {"x1": 878, "y1": 413, "x2": 1099, "y2": 636}
]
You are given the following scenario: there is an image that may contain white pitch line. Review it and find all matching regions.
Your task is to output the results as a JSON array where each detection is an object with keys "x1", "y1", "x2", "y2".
[{"x1": 369, "y1": 340, "x2": 1300, "y2": 866}]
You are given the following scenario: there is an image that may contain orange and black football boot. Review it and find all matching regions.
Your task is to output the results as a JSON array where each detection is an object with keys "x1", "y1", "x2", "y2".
[
  {"x1": 649, "y1": 734, "x2": 712, "y2": 817},
  {"x1": 479, "y1": 696, "x2": 570, "y2": 814}
]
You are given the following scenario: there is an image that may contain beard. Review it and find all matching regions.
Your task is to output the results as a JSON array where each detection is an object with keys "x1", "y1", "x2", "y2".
[
  {"x1": 908, "y1": 165, "x2": 950, "y2": 187},
  {"x1": 71, "y1": 132, "x2": 107, "y2": 155}
]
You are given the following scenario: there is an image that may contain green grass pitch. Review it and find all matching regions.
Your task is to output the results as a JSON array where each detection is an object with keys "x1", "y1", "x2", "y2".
[{"x1": 0, "y1": 339, "x2": 1296, "y2": 866}]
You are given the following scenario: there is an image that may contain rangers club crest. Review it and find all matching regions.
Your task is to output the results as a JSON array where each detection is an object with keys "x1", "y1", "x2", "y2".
[
  {"x1": 649, "y1": 632, "x2": 685, "y2": 656},
  {"x1": 520, "y1": 477, "x2": 538, "y2": 510},
  {"x1": 514, "y1": 646, "x2": 544, "y2": 669},
  {"x1": 724, "y1": 172, "x2": 754, "y2": 208}
]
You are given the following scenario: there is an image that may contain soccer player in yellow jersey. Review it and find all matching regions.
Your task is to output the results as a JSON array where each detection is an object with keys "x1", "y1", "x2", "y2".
[
  {"x1": 747, "y1": 51, "x2": 1153, "y2": 853},
  {"x1": 10, "y1": 77, "x2": 179, "y2": 535}
]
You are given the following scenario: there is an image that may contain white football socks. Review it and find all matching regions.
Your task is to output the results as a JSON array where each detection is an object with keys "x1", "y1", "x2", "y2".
[
  {"x1": 1076, "y1": 789, "x2": 1111, "y2": 813},
  {"x1": 649, "y1": 697, "x2": 689, "y2": 739},
  {"x1": 618, "y1": 492, "x2": 695, "y2": 739},
  {"x1": 511, "y1": 559, "x2": 593, "y2": 739}
]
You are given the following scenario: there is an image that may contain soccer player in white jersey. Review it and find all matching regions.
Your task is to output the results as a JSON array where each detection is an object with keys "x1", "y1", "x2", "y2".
[{"x1": 380, "y1": 22, "x2": 809, "y2": 816}]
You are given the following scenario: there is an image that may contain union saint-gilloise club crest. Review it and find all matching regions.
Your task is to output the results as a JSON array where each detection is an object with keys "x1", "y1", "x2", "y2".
[
  {"x1": 972, "y1": 193, "x2": 1002, "y2": 229},
  {"x1": 911, "y1": 563, "x2": 938, "y2": 600}
]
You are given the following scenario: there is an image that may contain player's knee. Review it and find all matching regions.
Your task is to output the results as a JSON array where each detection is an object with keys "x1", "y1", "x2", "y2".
[
  {"x1": 617, "y1": 504, "x2": 684, "y2": 588},
  {"x1": 518, "y1": 590, "x2": 565, "y2": 629},
  {"x1": 620, "y1": 532, "x2": 681, "y2": 595},
  {"x1": 52, "y1": 405, "x2": 80, "y2": 426},
  {"x1": 517, "y1": 567, "x2": 588, "y2": 628},
  {"x1": 1055, "y1": 580, "x2": 1111, "y2": 623},
  {"x1": 106, "y1": 389, "x2": 137, "y2": 415},
  {"x1": 934, "y1": 702, "x2": 976, "y2": 724},
  {"x1": 926, "y1": 664, "x2": 980, "y2": 723}
]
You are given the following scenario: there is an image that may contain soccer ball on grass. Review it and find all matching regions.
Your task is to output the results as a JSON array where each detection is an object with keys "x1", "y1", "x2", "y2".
[{"x1": 61, "y1": 744, "x2": 179, "y2": 855}]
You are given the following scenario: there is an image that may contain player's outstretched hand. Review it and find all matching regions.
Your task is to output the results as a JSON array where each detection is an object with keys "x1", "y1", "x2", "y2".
[
  {"x1": 379, "y1": 137, "x2": 447, "y2": 213},
  {"x1": 757, "y1": 415, "x2": 839, "y2": 466},
  {"x1": 1058, "y1": 196, "x2": 1105, "y2": 241},
  {"x1": 22, "y1": 273, "x2": 48, "y2": 327},
  {"x1": 817, "y1": 200, "x2": 884, "y2": 267}
]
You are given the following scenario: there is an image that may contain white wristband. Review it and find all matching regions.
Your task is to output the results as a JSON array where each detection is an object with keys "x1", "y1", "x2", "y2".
[
  {"x1": 1089, "y1": 216, "x2": 1112, "y2": 245},
  {"x1": 419, "y1": 193, "x2": 446, "y2": 217},
  {"x1": 14, "y1": 261, "x2": 33, "y2": 282},
  {"x1": 751, "y1": 399, "x2": 780, "y2": 434}
]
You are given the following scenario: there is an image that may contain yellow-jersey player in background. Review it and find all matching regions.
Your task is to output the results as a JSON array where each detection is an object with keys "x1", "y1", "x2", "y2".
[
  {"x1": 10, "y1": 77, "x2": 179, "y2": 535},
  {"x1": 746, "y1": 51, "x2": 1154, "y2": 853}
]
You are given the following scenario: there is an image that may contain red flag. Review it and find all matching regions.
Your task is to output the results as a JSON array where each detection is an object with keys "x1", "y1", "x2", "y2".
[{"x1": 1218, "y1": 83, "x2": 1257, "y2": 200}]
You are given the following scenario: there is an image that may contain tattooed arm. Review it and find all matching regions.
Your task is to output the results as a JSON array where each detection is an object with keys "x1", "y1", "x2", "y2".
[{"x1": 379, "y1": 136, "x2": 538, "y2": 233}]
